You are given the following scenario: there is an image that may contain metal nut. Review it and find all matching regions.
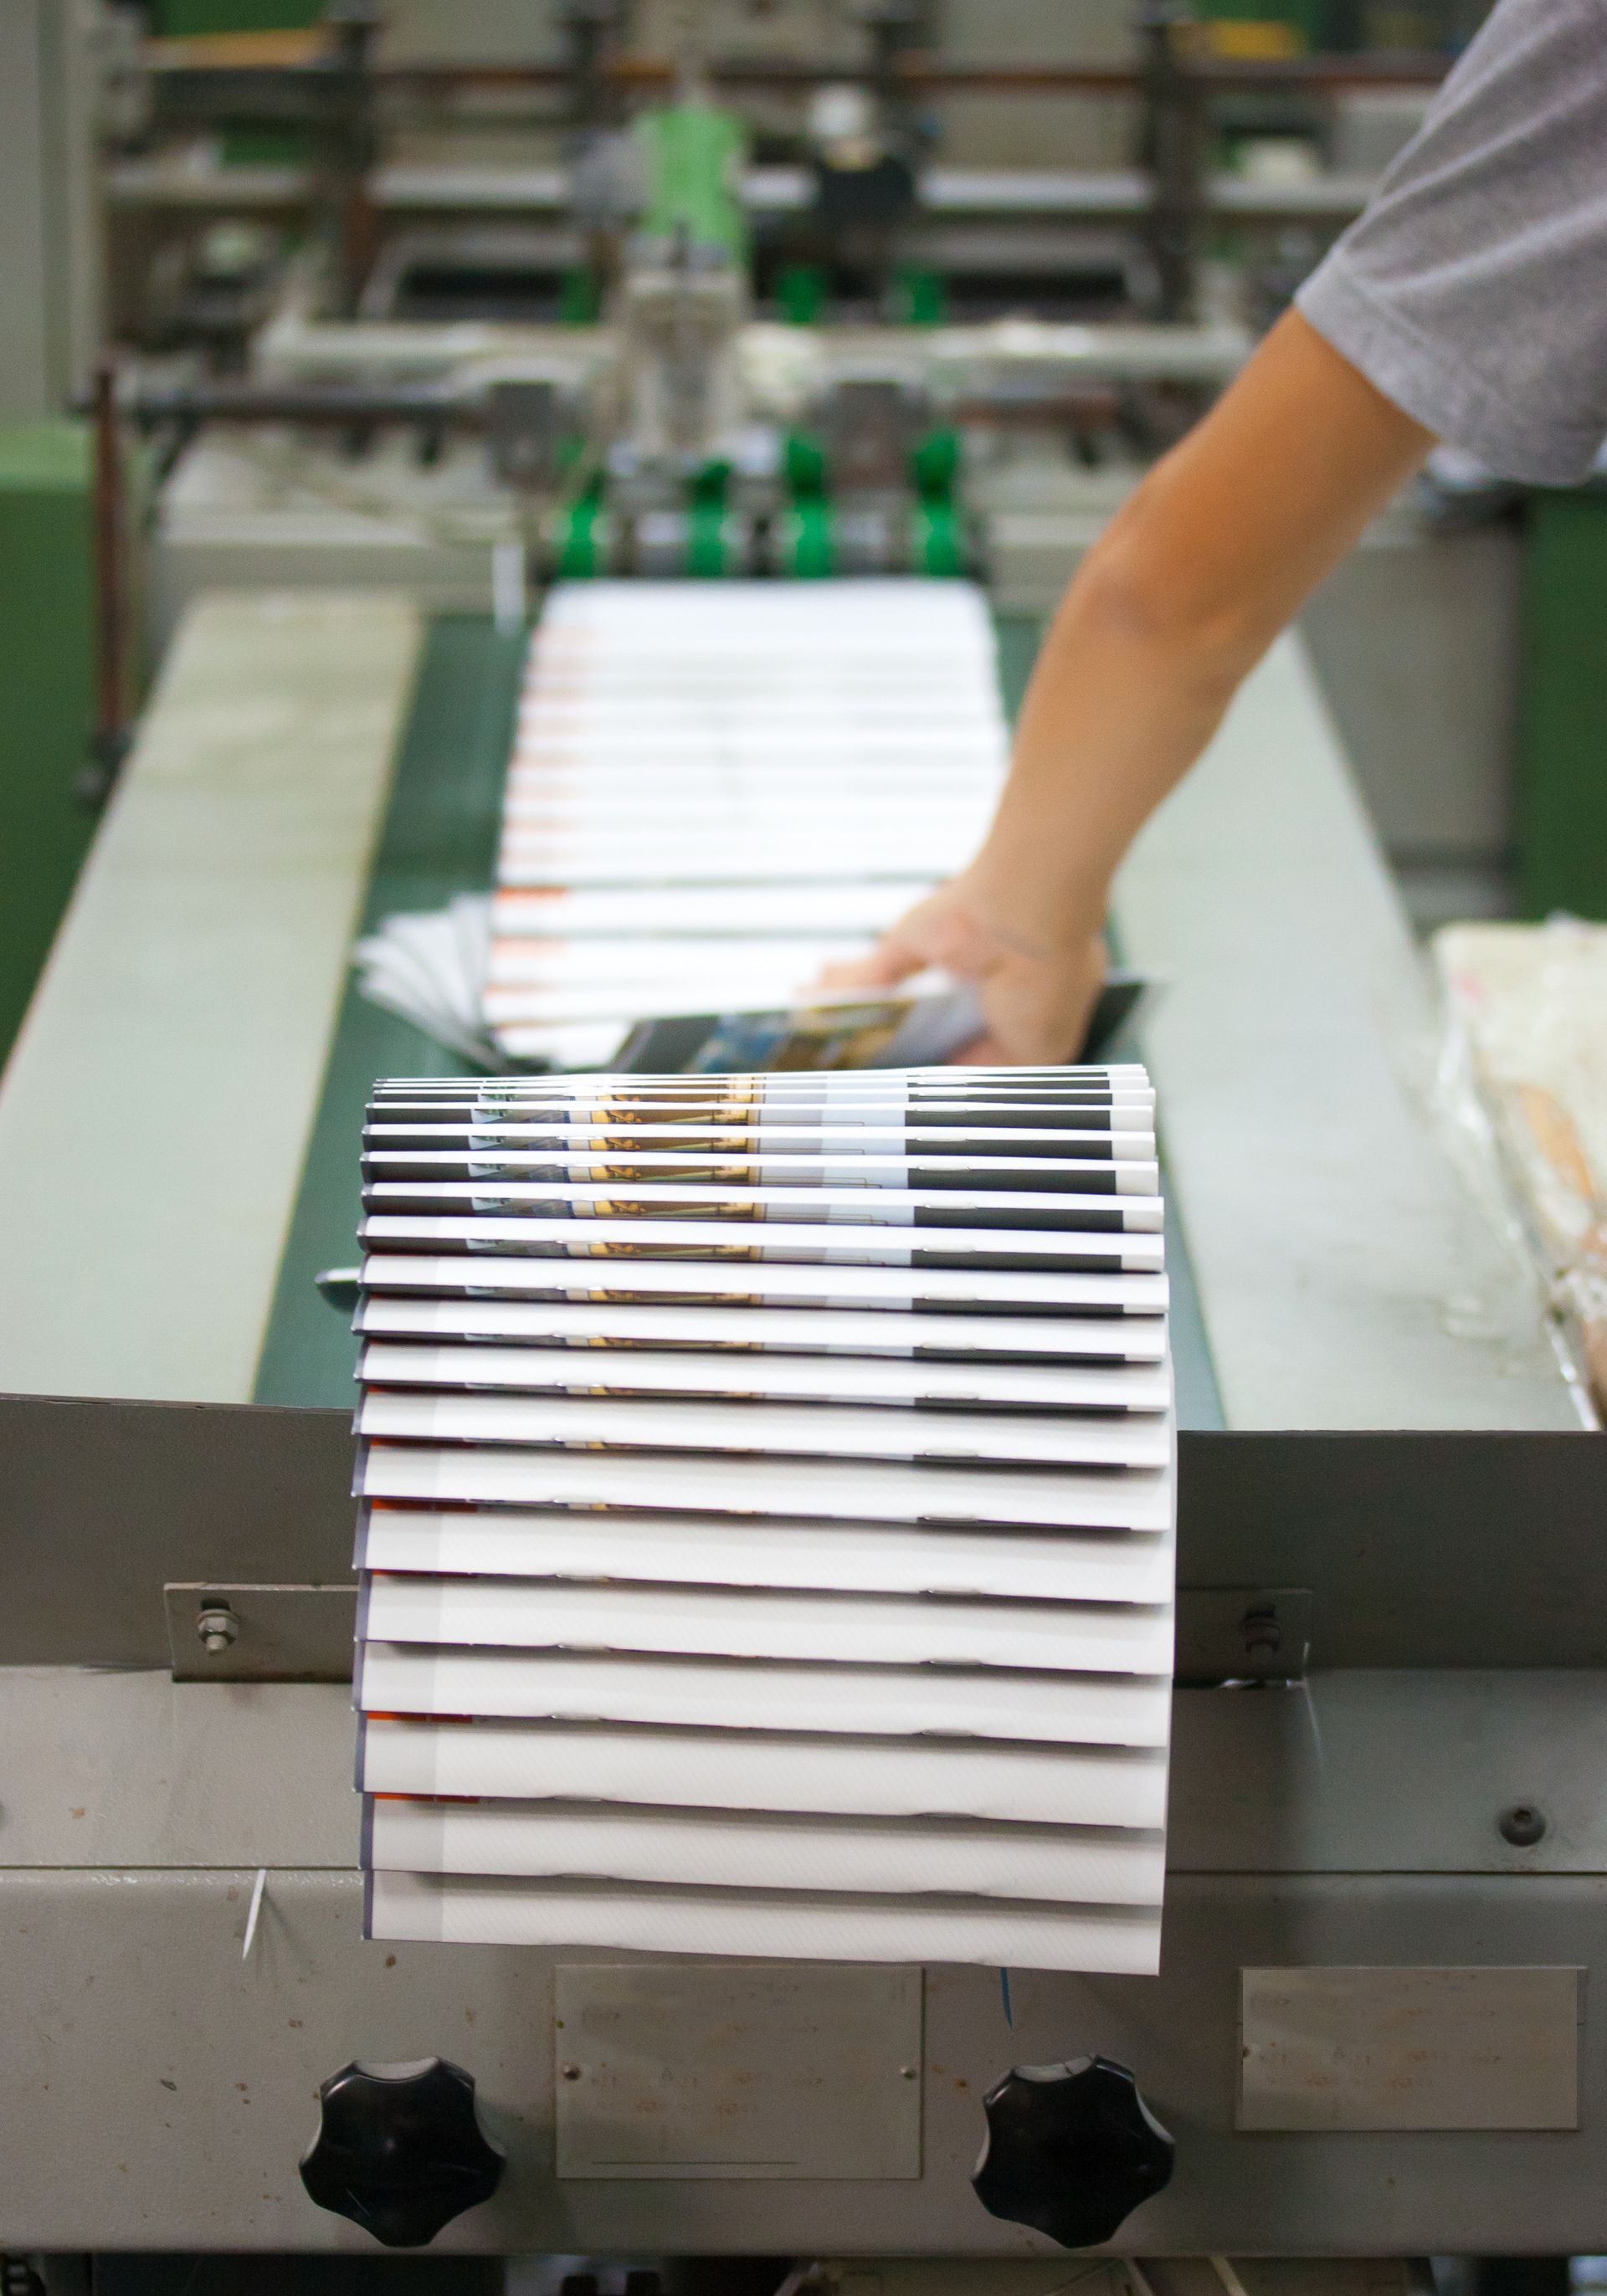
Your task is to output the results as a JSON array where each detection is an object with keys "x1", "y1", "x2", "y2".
[
  {"x1": 195, "y1": 1602, "x2": 240, "y2": 1655},
  {"x1": 1497, "y1": 1802, "x2": 1547, "y2": 1848}
]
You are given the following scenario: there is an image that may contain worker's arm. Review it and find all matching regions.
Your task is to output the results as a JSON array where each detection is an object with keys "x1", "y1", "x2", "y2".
[{"x1": 828, "y1": 310, "x2": 1436, "y2": 1061}]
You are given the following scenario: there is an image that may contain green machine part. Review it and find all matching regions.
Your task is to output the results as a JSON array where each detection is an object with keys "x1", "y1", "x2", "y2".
[
  {"x1": 893, "y1": 266, "x2": 947, "y2": 328},
  {"x1": 554, "y1": 468, "x2": 606, "y2": 579},
  {"x1": 636, "y1": 101, "x2": 748, "y2": 259},
  {"x1": 1517, "y1": 487, "x2": 1607, "y2": 920},
  {"x1": 687, "y1": 461, "x2": 734, "y2": 579},
  {"x1": 778, "y1": 263, "x2": 828, "y2": 326},
  {"x1": 778, "y1": 426, "x2": 967, "y2": 578},
  {"x1": 913, "y1": 501, "x2": 965, "y2": 577},
  {"x1": 0, "y1": 423, "x2": 97, "y2": 1074},
  {"x1": 912, "y1": 427, "x2": 967, "y2": 577},
  {"x1": 783, "y1": 499, "x2": 834, "y2": 580},
  {"x1": 779, "y1": 433, "x2": 832, "y2": 578},
  {"x1": 558, "y1": 266, "x2": 603, "y2": 325}
]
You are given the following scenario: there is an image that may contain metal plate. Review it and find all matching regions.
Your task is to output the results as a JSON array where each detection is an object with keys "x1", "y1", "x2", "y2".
[
  {"x1": 7, "y1": 1871, "x2": 1607, "y2": 2252},
  {"x1": 1173, "y1": 1586, "x2": 1312, "y2": 1684},
  {"x1": 1238, "y1": 1965, "x2": 1582, "y2": 2131},
  {"x1": 164, "y1": 1582, "x2": 357, "y2": 1682},
  {"x1": 553, "y1": 1962, "x2": 923, "y2": 2180}
]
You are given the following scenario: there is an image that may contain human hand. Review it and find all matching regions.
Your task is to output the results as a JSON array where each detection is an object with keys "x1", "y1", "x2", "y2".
[{"x1": 817, "y1": 874, "x2": 1106, "y2": 1065}]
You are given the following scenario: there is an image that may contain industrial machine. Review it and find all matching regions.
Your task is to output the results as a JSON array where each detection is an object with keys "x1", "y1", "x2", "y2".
[
  {"x1": 70, "y1": 3, "x2": 1507, "y2": 947},
  {"x1": 6, "y1": 1, "x2": 1605, "y2": 2282},
  {"x1": 2, "y1": 551, "x2": 1604, "y2": 2268}
]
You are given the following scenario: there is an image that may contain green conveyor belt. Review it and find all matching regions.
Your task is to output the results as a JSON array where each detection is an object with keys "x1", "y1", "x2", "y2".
[
  {"x1": 252, "y1": 604, "x2": 1221, "y2": 1427},
  {"x1": 252, "y1": 615, "x2": 526, "y2": 1407}
]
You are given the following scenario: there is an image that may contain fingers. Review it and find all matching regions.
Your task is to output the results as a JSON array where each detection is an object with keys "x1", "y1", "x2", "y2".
[
  {"x1": 813, "y1": 946, "x2": 913, "y2": 992},
  {"x1": 812, "y1": 914, "x2": 934, "y2": 994}
]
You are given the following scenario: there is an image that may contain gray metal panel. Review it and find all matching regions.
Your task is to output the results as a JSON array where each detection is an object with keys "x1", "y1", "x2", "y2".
[
  {"x1": 1112, "y1": 634, "x2": 1577, "y2": 1432},
  {"x1": 553, "y1": 1963, "x2": 923, "y2": 2180},
  {"x1": 6, "y1": 1397, "x2": 1604, "y2": 1671},
  {"x1": 1238, "y1": 1965, "x2": 1580, "y2": 2132},
  {"x1": 0, "y1": 0, "x2": 99, "y2": 417},
  {"x1": 10, "y1": 1665, "x2": 1607, "y2": 1882},
  {"x1": 7, "y1": 1865, "x2": 1607, "y2": 2252},
  {"x1": 0, "y1": 1393, "x2": 357, "y2": 1667},
  {"x1": 1302, "y1": 520, "x2": 1519, "y2": 866},
  {"x1": 165, "y1": 1584, "x2": 358, "y2": 1682},
  {"x1": 1169, "y1": 1671, "x2": 1607, "y2": 1877},
  {"x1": 0, "y1": 592, "x2": 419, "y2": 1404},
  {"x1": 0, "y1": 1670, "x2": 355, "y2": 1869}
]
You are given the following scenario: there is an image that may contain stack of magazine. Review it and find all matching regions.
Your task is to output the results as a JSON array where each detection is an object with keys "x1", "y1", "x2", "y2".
[
  {"x1": 351, "y1": 1063, "x2": 1177, "y2": 1971},
  {"x1": 483, "y1": 581, "x2": 1010, "y2": 1070}
]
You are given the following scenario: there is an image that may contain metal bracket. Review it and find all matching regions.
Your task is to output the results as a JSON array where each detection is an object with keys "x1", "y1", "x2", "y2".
[
  {"x1": 163, "y1": 1581, "x2": 357, "y2": 1682},
  {"x1": 1173, "y1": 1586, "x2": 1312, "y2": 1685}
]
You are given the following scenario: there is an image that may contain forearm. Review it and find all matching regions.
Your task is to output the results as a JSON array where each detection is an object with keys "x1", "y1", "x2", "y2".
[
  {"x1": 963, "y1": 556, "x2": 1249, "y2": 951},
  {"x1": 961, "y1": 310, "x2": 1435, "y2": 951}
]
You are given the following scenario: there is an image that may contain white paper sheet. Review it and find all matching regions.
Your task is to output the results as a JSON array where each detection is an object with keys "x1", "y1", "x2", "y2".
[
  {"x1": 357, "y1": 1504, "x2": 1175, "y2": 1604},
  {"x1": 363, "y1": 1180, "x2": 1164, "y2": 1233},
  {"x1": 361, "y1": 1573, "x2": 1173, "y2": 1673},
  {"x1": 356, "y1": 1644, "x2": 1173, "y2": 1745},
  {"x1": 357, "y1": 1336, "x2": 1173, "y2": 1411},
  {"x1": 367, "y1": 1868, "x2": 1163, "y2": 1973},
  {"x1": 363, "y1": 1150, "x2": 1162, "y2": 1196},
  {"x1": 354, "y1": 1292, "x2": 1169, "y2": 1361},
  {"x1": 358, "y1": 1441, "x2": 1173, "y2": 1531},
  {"x1": 357, "y1": 1384, "x2": 1173, "y2": 1469},
  {"x1": 361, "y1": 1212, "x2": 1166, "y2": 1272},
  {"x1": 366, "y1": 1797, "x2": 1166, "y2": 1904},
  {"x1": 484, "y1": 582, "x2": 1011, "y2": 1059},
  {"x1": 361, "y1": 1248, "x2": 1171, "y2": 1316},
  {"x1": 358, "y1": 1715, "x2": 1172, "y2": 1827}
]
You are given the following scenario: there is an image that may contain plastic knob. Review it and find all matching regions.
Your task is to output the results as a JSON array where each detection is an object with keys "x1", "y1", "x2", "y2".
[
  {"x1": 300, "y1": 2056, "x2": 505, "y2": 2247},
  {"x1": 972, "y1": 2053, "x2": 1174, "y2": 2248}
]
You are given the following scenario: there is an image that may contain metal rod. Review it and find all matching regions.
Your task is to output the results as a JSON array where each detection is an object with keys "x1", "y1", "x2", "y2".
[
  {"x1": 143, "y1": 49, "x2": 1450, "y2": 98},
  {"x1": 95, "y1": 382, "x2": 492, "y2": 431},
  {"x1": 85, "y1": 355, "x2": 129, "y2": 809}
]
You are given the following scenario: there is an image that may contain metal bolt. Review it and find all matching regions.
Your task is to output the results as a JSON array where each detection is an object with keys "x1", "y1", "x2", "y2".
[
  {"x1": 1240, "y1": 1607, "x2": 1281, "y2": 1658},
  {"x1": 1498, "y1": 1803, "x2": 1547, "y2": 1848},
  {"x1": 899, "y1": 2064, "x2": 919, "y2": 2080},
  {"x1": 560, "y1": 2062, "x2": 583, "y2": 2081},
  {"x1": 196, "y1": 1602, "x2": 240, "y2": 1655}
]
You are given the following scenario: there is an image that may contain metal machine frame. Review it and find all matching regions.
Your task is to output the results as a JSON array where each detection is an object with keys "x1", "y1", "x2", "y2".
[{"x1": 0, "y1": 592, "x2": 1600, "y2": 2260}]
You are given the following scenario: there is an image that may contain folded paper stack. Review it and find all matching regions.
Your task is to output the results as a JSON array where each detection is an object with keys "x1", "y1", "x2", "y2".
[
  {"x1": 483, "y1": 582, "x2": 1009, "y2": 1068},
  {"x1": 352, "y1": 1064, "x2": 1176, "y2": 1969}
]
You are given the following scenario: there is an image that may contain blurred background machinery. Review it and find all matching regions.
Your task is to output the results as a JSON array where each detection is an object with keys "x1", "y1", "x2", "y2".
[{"x1": 8, "y1": 0, "x2": 1584, "y2": 1088}]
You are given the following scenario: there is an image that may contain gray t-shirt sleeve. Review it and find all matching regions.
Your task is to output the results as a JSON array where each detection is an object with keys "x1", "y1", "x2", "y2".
[{"x1": 1296, "y1": 0, "x2": 1607, "y2": 483}]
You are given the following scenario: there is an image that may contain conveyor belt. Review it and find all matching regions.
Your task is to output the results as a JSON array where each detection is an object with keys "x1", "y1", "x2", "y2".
[
  {"x1": 253, "y1": 603, "x2": 1223, "y2": 1425},
  {"x1": 254, "y1": 616, "x2": 525, "y2": 1405}
]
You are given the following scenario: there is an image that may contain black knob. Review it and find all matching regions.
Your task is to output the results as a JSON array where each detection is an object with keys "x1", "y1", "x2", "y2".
[
  {"x1": 972, "y1": 2053, "x2": 1174, "y2": 2248},
  {"x1": 300, "y1": 2056, "x2": 505, "y2": 2247}
]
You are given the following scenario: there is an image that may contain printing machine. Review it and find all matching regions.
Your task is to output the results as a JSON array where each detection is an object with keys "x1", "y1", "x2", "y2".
[
  {"x1": 2, "y1": 546, "x2": 1604, "y2": 2272},
  {"x1": 3, "y1": 37, "x2": 1604, "y2": 2285}
]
